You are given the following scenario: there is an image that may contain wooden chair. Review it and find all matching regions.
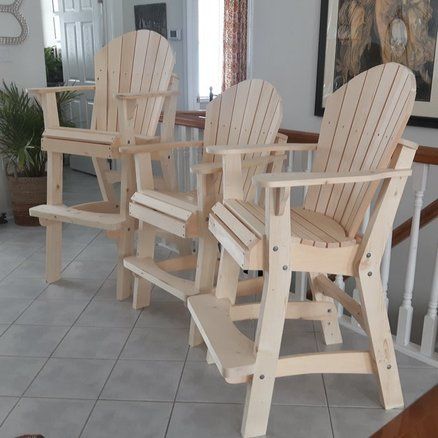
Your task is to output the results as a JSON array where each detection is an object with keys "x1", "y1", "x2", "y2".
[
  {"x1": 120, "y1": 80, "x2": 288, "y2": 327},
  {"x1": 28, "y1": 30, "x2": 178, "y2": 300},
  {"x1": 188, "y1": 63, "x2": 417, "y2": 437}
]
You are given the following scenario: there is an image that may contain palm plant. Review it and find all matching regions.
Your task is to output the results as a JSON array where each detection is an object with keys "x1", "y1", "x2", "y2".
[{"x1": 0, "y1": 81, "x2": 76, "y2": 177}]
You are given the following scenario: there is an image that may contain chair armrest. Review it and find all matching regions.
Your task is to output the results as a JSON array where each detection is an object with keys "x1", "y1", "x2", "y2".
[
  {"x1": 119, "y1": 140, "x2": 204, "y2": 155},
  {"x1": 115, "y1": 90, "x2": 179, "y2": 100},
  {"x1": 253, "y1": 169, "x2": 412, "y2": 188},
  {"x1": 191, "y1": 154, "x2": 287, "y2": 175},
  {"x1": 206, "y1": 143, "x2": 317, "y2": 155},
  {"x1": 28, "y1": 85, "x2": 95, "y2": 95}
]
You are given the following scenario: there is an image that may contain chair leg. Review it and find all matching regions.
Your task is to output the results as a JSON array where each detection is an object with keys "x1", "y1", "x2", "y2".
[
  {"x1": 132, "y1": 223, "x2": 156, "y2": 309},
  {"x1": 356, "y1": 271, "x2": 404, "y2": 409},
  {"x1": 189, "y1": 318, "x2": 203, "y2": 347},
  {"x1": 194, "y1": 233, "x2": 219, "y2": 293},
  {"x1": 241, "y1": 272, "x2": 289, "y2": 438},
  {"x1": 189, "y1": 233, "x2": 219, "y2": 347},
  {"x1": 116, "y1": 222, "x2": 135, "y2": 301},
  {"x1": 45, "y1": 221, "x2": 62, "y2": 283},
  {"x1": 309, "y1": 273, "x2": 342, "y2": 345}
]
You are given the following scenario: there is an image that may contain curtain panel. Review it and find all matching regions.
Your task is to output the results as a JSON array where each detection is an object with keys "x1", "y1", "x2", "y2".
[{"x1": 222, "y1": 0, "x2": 248, "y2": 90}]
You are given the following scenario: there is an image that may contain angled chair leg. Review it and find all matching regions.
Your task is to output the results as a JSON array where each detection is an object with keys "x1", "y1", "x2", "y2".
[
  {"x1": 356, "y1": 271, "x2": 404, "y2": 409},
  {"x1": 45, "y1": 221, "x2": 62, "y2": 283},
  {"x1": 116, "y1": 220, "x2": 135, "y2": 301},
  {"x1": 132, "y1": 223, "x2": 156, "y2": 309},
  {"x1": 241, "y1": 187, "x2": 292, "y2": 438},
  {"x1": 309, "y1": 272, "x2": 342, "y2": 345}
]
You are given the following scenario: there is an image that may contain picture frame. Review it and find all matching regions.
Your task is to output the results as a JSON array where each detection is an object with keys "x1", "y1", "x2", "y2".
[
  {"x1": 134, "y1": 3, "x2": 167, "y2": 38},
  {"x1": 315, "y1": 0, "x2": 438, "y2": 128}
]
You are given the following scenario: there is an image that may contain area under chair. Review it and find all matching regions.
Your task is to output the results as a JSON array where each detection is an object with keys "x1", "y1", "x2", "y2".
[
  {"x1": 121, "y1": 79, "x2": 295, "y2": 323},
  {"x1": 28, "y1": 30, "x2": 178, "y2": 300},
  {"x1": 188, "y1": 63, "x2": 418, "y2": 438}
]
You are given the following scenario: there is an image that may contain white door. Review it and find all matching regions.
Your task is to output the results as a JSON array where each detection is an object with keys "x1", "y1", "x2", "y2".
[{"x1": 58, "y1": 0, "x2": 105, "y2": 173}]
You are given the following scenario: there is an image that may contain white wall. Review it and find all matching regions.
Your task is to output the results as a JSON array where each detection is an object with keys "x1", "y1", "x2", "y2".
[
  {"x1": 121, "y1": 0, "x2": 188, "y2": 108},
  {"x1": 250, "y1": 0, "x2": 437, "y2": 342},
  {"x1": 0, "y1": 0, "x2": 47, "y2": 216}
]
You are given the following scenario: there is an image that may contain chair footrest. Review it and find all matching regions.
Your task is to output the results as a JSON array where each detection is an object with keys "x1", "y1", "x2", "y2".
[
  {"x1": 188, "y1": 294, "x2": 256, "y2": 383},
  {"x1": 29, "y1": 204, "x2": 123, "y2": 230},
  {"x1": 124, "y1": 256, "x2": 197, "y2": 301}
]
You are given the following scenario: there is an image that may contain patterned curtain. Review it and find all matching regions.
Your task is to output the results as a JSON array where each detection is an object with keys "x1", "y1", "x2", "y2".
[{"x1": 222, "y1": 0, "x2": 248, "y2": 90}]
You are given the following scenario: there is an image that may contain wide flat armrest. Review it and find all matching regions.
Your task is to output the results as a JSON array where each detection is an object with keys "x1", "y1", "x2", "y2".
[
  {"x1": 206, "y1": 143, "x2": 317, "y2": 155},
  {"x1": 120, "y1": 140, "x2": 204, "y2": 155},
  {"x1": 28, "y1": 85, "x2": 95, "y2": 95},
  {"x1": 191, "y1": 154, "x2": 287, "y2": 175},
  {"x1": 254, "y1": 169, "x2": 412, "y2": 188},
  {"x1": 115, "y1": 90, "x2": 179, "y2": 100}
]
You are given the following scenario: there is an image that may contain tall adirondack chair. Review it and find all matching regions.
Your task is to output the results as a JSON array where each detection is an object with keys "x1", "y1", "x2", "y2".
[
  {"x1": 29, "y1": 30, "x2": 178, "y2": 300},
  {"x1": 188, "y1": 63, "x2": 417, "y2": 438},
  {"x1": 120, "y1": 80, "x2": 287, "y2": 325}
]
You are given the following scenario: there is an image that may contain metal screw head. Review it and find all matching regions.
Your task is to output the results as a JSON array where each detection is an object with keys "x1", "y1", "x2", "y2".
[
  {"x1": 367, "y1": 271, "x2": 372, "y2": 277},
  {"x1": 366, "y1": 253, "x2": 371, "y2": 258},
  {"x1": 282, "y1": 265, "x2": 288, "y2": 271},
  {"x1": 387, "y1": 364, "x2": 392, "y2": 370},
  {"x1": 260, "y1": 374, "x2": 265, "y2": 380},
  {"x1": 273, "y1": 246, "x2": 279, "y2": 252}
]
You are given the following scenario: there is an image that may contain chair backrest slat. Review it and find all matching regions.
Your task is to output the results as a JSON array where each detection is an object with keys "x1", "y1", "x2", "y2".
[
  {"x1": 304, "y1": 63, "x2": 416, "y2": 237},
  {"x1": 91, "y1": 30, "x2": 175, "y2": 137},
  {"x1": 203, "y1": 79, "x2": 282, "y2": 201}
]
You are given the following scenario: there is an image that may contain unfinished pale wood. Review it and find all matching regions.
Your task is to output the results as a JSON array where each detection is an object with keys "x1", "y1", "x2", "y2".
[
  {"x1": 124, "y1": 256, "x2": 198, "y2": 301},
  {"x1": 30, "y1": 204, "x2": 123, "y2": 230},
  {"x1": 187, "y1": 64, "x2": 417, "y2": 438},
  {"x1": 29, "y1": 85, "x2": 95, "y2": 94},
  {"x1": 206, "y1": 143, "x2": 317, "y2": 155},
  {"x1": 156, "y1": 255, "x2": 197, "y2": 272},
  {"x1": 276, "y1": 351, "x2": 374, "y2": 377},
  {"x1": 314, "y1": 274, "x2": 365, "y2": 327},
  {"x1": 253, "y1": 169, "x2": 412, "y2": 188},
  {"x1": 124, "y1": 79, "x2": 283, "y2": 311},
  {"x1": 230, "y1": 301, "x2": 337, "y2": 322},
  {"x1": 187, "y1": 294, "x2": 256, "y2": 383},
  {"x1": 30, "y1": 30, "x2": 177, "y2": 301}
]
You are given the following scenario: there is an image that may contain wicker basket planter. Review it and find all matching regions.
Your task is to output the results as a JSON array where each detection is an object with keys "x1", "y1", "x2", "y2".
[{"x1": 7, "y1": 175, "x2": 46, "y2": 226}]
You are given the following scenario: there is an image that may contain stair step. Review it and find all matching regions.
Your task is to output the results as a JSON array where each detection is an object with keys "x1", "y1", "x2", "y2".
[
  {"x1": 124, "y1": 256, "x2": 197, "y2": 301},
  {"x1": 188, "y1": 294, "x2": 256, "y2": 383}
]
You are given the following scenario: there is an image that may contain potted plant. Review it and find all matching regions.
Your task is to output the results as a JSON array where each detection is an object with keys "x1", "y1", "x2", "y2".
[
  {"x1": 0, "y1": 81, "x2": 76, "y2": 225},
  {"x1": 45, "y1": 47, "x2": 64, "y2": 87}
]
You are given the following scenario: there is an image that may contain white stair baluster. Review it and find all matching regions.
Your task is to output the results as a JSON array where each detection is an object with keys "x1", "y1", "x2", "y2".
[
  {"x1": 335, "y1": 274, "x2": 345, "y2": 317},
  {"x1": 396, "y1": 163, "x2": 429, "y2": 346},
  {"x1": 420, "y1": 246, "x2": 438, "y2": 356},
  {"x1": 381, "y1": 235, "x2": 392, "y2": 308}
]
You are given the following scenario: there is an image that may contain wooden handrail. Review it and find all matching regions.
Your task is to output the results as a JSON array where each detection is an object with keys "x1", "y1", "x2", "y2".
[
  {"x1": 173, "y1": 111, "x2": 438, "y2": 166},
  {"x1": 392, "y1": 199, "x2": 438, "y2": 247}
]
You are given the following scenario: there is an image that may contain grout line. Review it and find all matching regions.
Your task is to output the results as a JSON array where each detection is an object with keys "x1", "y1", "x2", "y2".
[
  {"x1": 163, "y1": 344, "x2": 190, "y2": 438},
  {"x1": 77, "y1": 296, "x2": 144, "y2": 437},
  {"x1": 0, "y1": 233, "x2": 112, "y2": 430}
]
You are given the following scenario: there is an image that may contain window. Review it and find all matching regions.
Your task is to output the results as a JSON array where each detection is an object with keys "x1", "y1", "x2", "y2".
[{"x1": 198, "y1": 0, "x2": 224, "y2": 101}]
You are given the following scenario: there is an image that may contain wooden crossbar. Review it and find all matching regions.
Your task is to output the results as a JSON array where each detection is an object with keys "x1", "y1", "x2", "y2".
[
  {"x1": 276, "y1": 351, "x2": 374, "y2": 377},
  {"x1": 229, "y1": 301, "x2": 337, "y2": 322},
  {"x1": 315, "y1": 274, "x2": 365, "y2": 327}
]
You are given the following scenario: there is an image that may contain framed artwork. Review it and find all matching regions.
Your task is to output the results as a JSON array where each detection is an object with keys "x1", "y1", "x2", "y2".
[
  {"x1": 315, "y1": 0, "x2": 438, "y2": 128},
  {"x1": 134, "y1": 3, "x2": 167, "y2": 38}
]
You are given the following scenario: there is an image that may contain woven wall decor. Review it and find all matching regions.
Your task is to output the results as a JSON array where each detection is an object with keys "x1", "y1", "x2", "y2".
[{"x1": 0, "y1": 0, "x2": 28, "y2": 45}]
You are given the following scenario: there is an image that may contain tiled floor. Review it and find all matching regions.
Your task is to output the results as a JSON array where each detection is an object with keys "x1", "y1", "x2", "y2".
[{"x1": 0, "y1": 168, "x2": 436, "y2": 438}]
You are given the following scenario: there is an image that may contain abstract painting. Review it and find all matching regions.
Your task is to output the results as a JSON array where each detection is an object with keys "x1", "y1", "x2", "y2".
[{"x1": 316, "y1": 0, "x2": 438, "y2": 127}]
